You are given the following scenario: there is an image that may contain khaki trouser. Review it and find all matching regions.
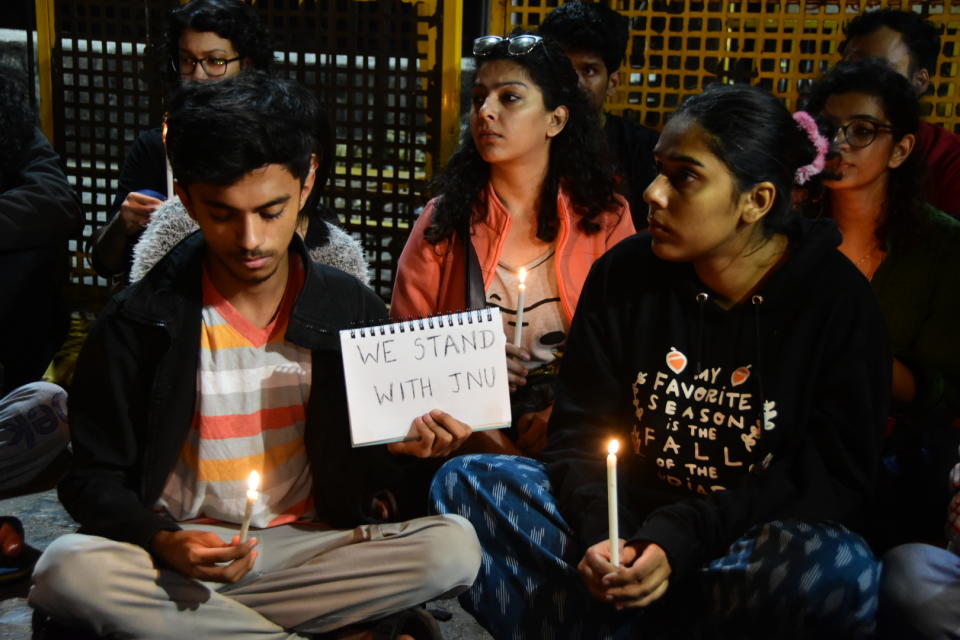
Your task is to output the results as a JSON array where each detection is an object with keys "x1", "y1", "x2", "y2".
[{"x1": 30, "y1": 514, "x2": 480, "y2": 639}]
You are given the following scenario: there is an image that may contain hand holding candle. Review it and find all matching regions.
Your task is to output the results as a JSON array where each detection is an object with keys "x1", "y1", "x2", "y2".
[
  {"x1": 238, "y1": 470, "x2": 260, "y2": 543},
  {"x1": 607, "y1": 439, "x2": 620, "y2": 567},
  {"x1": 513, "y1": 267, "x2": 527, "y2": 346}
]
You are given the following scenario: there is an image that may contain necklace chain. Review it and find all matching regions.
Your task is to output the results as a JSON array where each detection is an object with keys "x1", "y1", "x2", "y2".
[
  {"x1": 855, "y1": 245, "x2": 879, "y2": 267},
  {"x1": 851, "y1": 243, "x2": 885, "y2": 275}
]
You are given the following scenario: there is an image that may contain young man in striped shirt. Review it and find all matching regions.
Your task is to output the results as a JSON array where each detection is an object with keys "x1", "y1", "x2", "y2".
[{"x1": 30, "y1": 72, "x2": 480, "y2": 640}]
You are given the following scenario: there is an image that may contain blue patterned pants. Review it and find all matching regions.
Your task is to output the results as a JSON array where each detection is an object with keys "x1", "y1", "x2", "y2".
[{"x1": 430, "y1": 455, "x2": 880, "y2": 640}]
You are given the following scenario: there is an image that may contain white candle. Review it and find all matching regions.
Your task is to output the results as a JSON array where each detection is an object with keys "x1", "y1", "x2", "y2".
[
  {"x1": 238, "y1": 470, "x2": 260, "y2": 543},
  {"x1": 607, "y1": 439, "x2": 620, "y2": 567},
  {"x1": 513, "y1": 267, "x2": 527, "y2": 346},
  {"x1": 165, "y1": 157, "x2": 174, "y2": 199},
  {"x1": 162, "y1": 119, "x2": 174, "y2": 199}
]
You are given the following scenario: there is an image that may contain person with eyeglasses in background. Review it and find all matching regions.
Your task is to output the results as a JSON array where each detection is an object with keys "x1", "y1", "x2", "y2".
[
  {"x1": 839, "y1": 8, "x2": 960, "y2": 218},
  {"x1": 802, "y1": 58, "x2": 960, "y2": 556},
  {"x1": 391, "y1": 33, "x2": 634, "y2": 459},
  {"x1": 90, "y1": 0, "x2": 272, "y2": 281}
]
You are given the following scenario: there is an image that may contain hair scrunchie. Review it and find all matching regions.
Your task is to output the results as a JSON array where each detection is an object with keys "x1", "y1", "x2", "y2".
[{"x1": 792, "y1": 110, "x2": 830, "y2": 185}]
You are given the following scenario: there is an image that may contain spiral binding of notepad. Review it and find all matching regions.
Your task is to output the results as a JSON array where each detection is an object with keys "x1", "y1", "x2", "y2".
[{"x1": 347, "y1": 308, "x2": 496, "y2": 339}]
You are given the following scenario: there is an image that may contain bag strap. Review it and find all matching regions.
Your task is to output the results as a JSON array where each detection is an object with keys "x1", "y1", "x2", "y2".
[{"x1": 460, "y1": 221, "x2": 486, "y2": 310}]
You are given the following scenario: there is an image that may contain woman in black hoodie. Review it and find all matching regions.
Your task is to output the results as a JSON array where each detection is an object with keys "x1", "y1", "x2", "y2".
[{"x1": 430, "y1": 84, "x2": 889, "y2": 639}]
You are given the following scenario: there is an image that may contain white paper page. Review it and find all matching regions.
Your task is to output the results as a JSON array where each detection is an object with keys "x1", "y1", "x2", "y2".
[{"x1": 339, "y1": 308, "x2": 511, "y2": 446}]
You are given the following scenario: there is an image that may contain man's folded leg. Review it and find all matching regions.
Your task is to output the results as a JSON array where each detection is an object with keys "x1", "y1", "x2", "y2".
[
  {"x1": 222, "y1": 514, "x2": 481, "y2": 634},
  {"x1": 29, "y1": 533, "x2": 304, "y2": 640}
]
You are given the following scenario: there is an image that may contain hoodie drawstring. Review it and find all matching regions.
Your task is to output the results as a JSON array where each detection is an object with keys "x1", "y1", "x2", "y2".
[
  {"x1": 751, "y1": 295, "x2": 766, "y2": 421},
  {"x1": 695, "y1": 292, "x2": 709, "y2": 374},
  {"x1": 751, "y1": 294, "x2": 774, "y2": 470}
]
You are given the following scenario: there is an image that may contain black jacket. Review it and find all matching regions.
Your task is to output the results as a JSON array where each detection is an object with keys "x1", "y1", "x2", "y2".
[
  {"x1": 0, "y1": 128, "x2": 82, "y2": 251},
  {"x1": 544, "y1": 218, "x2": 889, "y2": 582},
  {"x1": 604, "y1": 113, "x2": 658, "y2": 230},
  {"x1": 0, "y1": 128, "x2": 82, "y2": 392},
  {"x1": 60, "y1": 232, "x2": 400, "y2": 550}
]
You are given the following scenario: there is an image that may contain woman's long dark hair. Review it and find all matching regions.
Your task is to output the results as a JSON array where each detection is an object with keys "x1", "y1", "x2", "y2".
[
  {"x1": 424, "y1": 33, "x2": 619, "y2": 245},
  {"x1": 803, "y1": 59, "x2": 924, "y2": 251}
]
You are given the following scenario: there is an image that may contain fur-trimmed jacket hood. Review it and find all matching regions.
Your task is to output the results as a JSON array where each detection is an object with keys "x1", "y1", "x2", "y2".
[{"x1": 129, "y1": 197, "x2": 370, "y2": 286}]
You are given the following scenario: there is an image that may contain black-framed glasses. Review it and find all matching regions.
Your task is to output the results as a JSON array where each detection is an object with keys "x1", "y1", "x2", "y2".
[
  {"x1": 473, "y1": 34, "x2": 544, "y2": 57},
  {"x1": 172, "y1": 54, "x2": 241, "y2": 77},
  {"x1": 829, "y1": 117, "x2": 895, "y2": 148}
]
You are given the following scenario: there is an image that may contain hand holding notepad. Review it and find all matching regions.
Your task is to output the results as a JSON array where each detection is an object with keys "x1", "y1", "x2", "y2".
[{"x1": 339, "y1": 308, "x2": 511, "y2": 446}]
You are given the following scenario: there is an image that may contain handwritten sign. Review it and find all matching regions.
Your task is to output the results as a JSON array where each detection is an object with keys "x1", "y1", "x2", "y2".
[{"x1": 339, "y1": 308, "x2": 511, "y2": 446}]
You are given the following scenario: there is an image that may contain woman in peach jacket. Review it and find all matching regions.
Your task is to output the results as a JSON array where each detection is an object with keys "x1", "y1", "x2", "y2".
[{"x1": 392, "y1": 33, "x2": 635, "y2": 456}]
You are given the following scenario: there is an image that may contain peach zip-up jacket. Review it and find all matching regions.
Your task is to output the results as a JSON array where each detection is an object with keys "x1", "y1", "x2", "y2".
[{"x1": 390, "y1": 184, "x2": 635, "y2": 322}]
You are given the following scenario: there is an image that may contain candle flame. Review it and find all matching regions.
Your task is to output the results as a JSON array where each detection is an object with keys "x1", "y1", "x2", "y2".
[
  {"x1": 518, "y1": 267, "x2": 527, "y2": 285},
  {"x1": 608, "y1": 439, "x2": 619, "y2": 455},
  {"x1": 247, "y1": 470, "x2": 260, "y2": 492}
]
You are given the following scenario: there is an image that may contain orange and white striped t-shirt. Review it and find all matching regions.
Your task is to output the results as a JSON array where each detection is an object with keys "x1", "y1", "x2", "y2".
[{"x1": 157, "y1": 258, "x2": 316, "y2": 528}]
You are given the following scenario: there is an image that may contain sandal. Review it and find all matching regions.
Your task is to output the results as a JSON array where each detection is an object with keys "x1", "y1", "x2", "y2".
[
  {"x1": 370, "y1": 606, "x2": 442, "y2": 640},
  {"x1": 0, "y1": 516, "x2": 41, "y2": 584}
]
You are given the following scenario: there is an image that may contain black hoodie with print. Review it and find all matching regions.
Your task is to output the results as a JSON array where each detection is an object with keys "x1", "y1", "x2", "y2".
[{"x1": 543, "y1": 217, "x2": 889, "y2": 582}]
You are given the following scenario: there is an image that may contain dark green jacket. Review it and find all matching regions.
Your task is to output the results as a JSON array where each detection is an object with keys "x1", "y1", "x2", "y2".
[{"x1": 873, "y1": 206, "x2": 960, "y2": 421}]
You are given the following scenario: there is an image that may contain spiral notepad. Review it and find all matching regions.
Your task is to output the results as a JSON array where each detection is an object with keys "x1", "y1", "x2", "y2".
[{"x1": 339, "y1": 308, "x2": 511, "y2": 447}]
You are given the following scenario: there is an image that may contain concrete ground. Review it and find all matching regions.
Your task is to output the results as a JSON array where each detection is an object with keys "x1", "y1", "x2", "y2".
[{"x1": 0, "y1": 489, "x2": 492, "y2": 640}]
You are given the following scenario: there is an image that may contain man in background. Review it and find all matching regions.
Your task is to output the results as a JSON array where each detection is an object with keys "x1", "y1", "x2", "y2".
[{"x1": 540, "y1": 0, "x2": 658, "y2": 229}]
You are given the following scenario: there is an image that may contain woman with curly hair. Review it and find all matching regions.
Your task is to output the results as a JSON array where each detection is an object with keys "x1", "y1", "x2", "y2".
[
  {"x1": 91, "y1": 0, "x2": 273, "y2": 279},
  {"x1": 804, "y1": 58, "x2": 960, "y2": 549},
  {"x1": 391, "y1": 33, "x2": 635, "y2": 456}
]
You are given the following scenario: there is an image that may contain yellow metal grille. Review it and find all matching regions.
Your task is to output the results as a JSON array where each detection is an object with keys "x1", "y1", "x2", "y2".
[
  {"x1": 35, "y1": 0, "x2": 454, "y2": 302},
  {"x1": 489, "y1": 1, "x2": 960, "y2": 132}
]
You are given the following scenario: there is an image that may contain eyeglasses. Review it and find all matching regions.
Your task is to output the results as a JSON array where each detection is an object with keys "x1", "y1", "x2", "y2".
[
  {"x1": 473, "y1": 34, "x2": 544, "y2": 57},
  {"x1": 172, "y1": 54, "x2": 241, "y2": 77},
  {"x1": 828, "y1": 117, "x2": 895, "y2": 149}
]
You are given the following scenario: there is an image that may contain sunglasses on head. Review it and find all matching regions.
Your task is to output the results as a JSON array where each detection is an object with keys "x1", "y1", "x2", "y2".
[{"x1": 473, "y1": 34, "x2": 544, "y2": 57}]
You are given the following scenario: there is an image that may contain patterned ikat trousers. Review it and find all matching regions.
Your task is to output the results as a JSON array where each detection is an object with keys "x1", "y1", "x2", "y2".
[{"x1": 430, "y1": 455, "x2": 880, "y2": 640}]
